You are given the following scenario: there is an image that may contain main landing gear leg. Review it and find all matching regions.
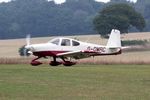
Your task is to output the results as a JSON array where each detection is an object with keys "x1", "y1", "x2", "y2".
[
  {"x1": 31, "y1": 56, "x2": 42, "y2": 66},
  {"x1": 61, "y1": 57, "x2": 76, "y2": 66},
  {"x1": 49, "y1": 56, "x2": 62, "y2": 66}
]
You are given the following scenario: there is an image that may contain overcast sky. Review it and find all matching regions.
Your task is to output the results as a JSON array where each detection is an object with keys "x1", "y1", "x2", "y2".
[
  {"x1": 0, "y1": 0, "x2": 137, "y2": 4},
  {"x1": 49, "y1": 0, "x2": 137, "y2": 4},
  {"x1": 53, "y1": 0, "x2": 110, "y2": 4}
]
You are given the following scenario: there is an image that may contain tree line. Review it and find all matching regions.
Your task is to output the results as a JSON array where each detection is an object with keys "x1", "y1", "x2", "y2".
[{"x1": 0, "y1": 0, "x2": 149, "y2": 39}]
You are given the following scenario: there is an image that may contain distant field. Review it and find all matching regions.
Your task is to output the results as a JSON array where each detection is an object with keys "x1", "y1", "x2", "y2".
[
  {"x1": 0, "y1": 32, "x2": 150, "y2": 64},
  {"x1": 0, "y1": 64, "x2": 150, "y2": 100}
]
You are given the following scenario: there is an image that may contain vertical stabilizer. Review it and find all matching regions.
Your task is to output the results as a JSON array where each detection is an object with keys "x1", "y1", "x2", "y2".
[{"x1": 107, "y1": 29, "x2": 121, "y2": 48}]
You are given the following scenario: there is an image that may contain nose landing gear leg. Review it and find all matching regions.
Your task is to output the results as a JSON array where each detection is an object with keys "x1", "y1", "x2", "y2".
[{"x1": 31, "y1": 57, "x2": 42, "y2": 66}]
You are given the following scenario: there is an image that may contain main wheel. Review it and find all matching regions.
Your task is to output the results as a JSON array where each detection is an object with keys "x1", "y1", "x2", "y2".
[
  {"x1": 63, "y1": 61, "x2": 76, "y2": 66},
  {"x1": 49, "y1": 61, "x2": 62, "y2": 66}
]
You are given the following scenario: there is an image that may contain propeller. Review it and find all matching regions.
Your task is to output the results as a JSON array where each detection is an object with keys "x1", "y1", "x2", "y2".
[
  {"x1": 26, "y1": 34, "x2": 31, "y2": 46},
  {"x1": 24, "y1": 34, "x2": 32, "y2": 56}
]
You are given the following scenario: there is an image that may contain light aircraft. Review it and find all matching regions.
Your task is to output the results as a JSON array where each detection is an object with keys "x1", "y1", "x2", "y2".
[{"x1": 25, "y1": 29, "x2": 122, "y2": 66}]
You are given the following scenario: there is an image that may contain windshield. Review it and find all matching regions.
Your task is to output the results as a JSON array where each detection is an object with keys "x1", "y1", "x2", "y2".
[{"x1": 49, "y1": 38, "x2": 60, "y2": 45}]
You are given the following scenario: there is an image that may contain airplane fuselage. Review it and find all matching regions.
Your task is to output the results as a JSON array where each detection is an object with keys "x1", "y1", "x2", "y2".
[{"x1": 26, "y1": 39, "x2": 121, "y2": 57}]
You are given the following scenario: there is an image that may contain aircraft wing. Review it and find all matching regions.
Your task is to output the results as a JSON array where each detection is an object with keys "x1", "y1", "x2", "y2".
[{"x1": 56, "y1": 50, "x2": 97, "y2": 59}]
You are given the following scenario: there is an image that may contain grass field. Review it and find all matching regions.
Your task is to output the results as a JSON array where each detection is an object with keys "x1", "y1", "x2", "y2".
[{"x1": 0, "y1": 64, "x2": 150, "y2": 100}]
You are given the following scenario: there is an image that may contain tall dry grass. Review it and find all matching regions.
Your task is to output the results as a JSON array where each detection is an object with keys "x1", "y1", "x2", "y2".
[
  {"x1": 1, "y1": 51, "x2": 150, "y2": 65},
  {"x1": 78, "y1": 57, "x2": 150, "y2": 65},
  {"x1": 0, "y1": 57, "x2": 30, "y2": 64}
]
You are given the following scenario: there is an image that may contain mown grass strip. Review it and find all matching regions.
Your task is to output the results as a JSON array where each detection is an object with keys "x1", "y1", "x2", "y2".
[{"x1": 0, "y1": 64, "x2": 150, "y2": 100}]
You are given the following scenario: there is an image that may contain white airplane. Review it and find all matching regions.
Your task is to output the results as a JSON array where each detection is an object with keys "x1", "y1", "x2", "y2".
[{"x1": 25, "y1": 29, "x2": 121, "y2": 66}]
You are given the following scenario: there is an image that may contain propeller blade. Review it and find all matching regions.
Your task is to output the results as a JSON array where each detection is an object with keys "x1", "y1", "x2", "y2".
[{"x1": 26, "y1": 34, "x2": 31, "y2": 46}]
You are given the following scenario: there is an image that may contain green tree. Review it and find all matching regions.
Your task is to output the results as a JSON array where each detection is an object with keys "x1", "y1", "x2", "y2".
[{"x1": 93, "y1": 3, "x2": 146, "y2": 37}]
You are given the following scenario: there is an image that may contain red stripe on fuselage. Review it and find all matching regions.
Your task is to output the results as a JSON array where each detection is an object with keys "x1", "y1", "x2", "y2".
[{"x1": 33, "y1": 51, "x2": 68, "y2": 57}]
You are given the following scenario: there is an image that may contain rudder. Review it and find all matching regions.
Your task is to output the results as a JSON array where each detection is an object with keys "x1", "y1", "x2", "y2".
[{"x1": 106, "y1": 29, "x2": 121, "y2": 48}]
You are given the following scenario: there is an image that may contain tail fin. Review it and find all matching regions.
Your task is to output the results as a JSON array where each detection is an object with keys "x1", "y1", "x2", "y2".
[{"x1": 106, "y1": 29, "x2": 121, "y2": 48}]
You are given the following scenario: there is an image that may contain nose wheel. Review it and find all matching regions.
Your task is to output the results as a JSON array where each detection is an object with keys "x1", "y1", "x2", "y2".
[{"x1": 30, "y1": 57, "x2": 42, "y2": 66}]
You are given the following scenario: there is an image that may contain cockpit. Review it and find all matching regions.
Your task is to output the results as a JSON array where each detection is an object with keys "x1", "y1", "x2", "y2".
[{"x1": 48, "y1": 38, "x2": 80, "y2": 46}]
